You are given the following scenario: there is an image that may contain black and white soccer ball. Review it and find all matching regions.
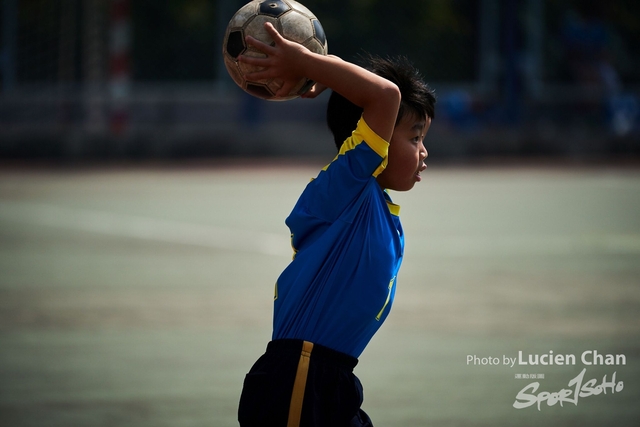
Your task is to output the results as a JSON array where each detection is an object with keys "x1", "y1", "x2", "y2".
[{"x1": 222, "y1": 0, "x2": 328, "y2": 101}]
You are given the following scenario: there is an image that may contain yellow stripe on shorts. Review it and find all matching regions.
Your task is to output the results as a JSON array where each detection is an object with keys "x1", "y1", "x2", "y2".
[{"x1": 287, "y1": 341, "x2": 314, "y2": 427}]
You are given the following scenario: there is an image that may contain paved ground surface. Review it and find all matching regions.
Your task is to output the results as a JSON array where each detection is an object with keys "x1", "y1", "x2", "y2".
[{"x1": 1, "y1": 162, "x2": 639, "y2": 426}]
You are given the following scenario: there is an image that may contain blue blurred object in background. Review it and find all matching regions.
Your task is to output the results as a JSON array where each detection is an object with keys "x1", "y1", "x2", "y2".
[{"x1": 0, "y1": 0, "x2": 639, "y2": 160}]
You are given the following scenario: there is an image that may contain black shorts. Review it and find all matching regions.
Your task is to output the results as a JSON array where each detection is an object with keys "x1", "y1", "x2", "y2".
[{"x1": 238, "y1": 339, "x2": 374, "y2": 427}]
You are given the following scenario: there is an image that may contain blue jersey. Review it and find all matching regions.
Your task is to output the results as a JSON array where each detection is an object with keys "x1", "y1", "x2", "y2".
[{"x1": 273, "y1": 117, "x2": 404, "y2": 358}]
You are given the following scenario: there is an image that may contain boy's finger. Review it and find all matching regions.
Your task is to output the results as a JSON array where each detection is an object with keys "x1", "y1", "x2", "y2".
[
  {"x1": 245, "y1": 35, "x2": 276, "y2": 55},
  {"x1": 243, "y1": 70, "x2": 268, "y2": 81},
  {"x1": 302, "y1": 83, "x2": 327, "y2": 98},
  {"x1": 263, "y1": 22, "x2": 283, "y2": 41},
  {"x1": 276, "y1": 80, "x2": 296, "y2": 97},
  {"x1": 238, "y1": 53, "x2": 269, "y2": 67}
]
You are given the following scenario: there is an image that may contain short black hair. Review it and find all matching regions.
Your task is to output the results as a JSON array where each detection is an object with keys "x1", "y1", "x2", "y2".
[{"x1": 327, "y1": 54, "x2": 436, "y2": 150}]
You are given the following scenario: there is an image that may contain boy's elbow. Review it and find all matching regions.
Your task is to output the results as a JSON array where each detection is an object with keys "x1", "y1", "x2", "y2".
[
  {"x1": 381, "y1": 82, "x2": 401, "y2": 109},
  {"x1": 361, "y1": 82, "x2": 401, "y2": 141}
]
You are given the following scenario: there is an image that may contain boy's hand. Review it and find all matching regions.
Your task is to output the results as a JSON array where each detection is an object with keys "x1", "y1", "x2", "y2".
[
  {"x1": 240, "y1": 23, "x2": 400, "y2": 141},
  {"x1": 239, "y1": 22, "x2": 309, "y2": 98},
  {"x1": 301, "y1": 82, "x2": 327, "y2": 99}
]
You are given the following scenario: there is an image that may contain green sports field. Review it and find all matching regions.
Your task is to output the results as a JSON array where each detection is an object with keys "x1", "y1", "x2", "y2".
[{"x1": 1, "y1": 162, "x2": 639, "y2": 426}]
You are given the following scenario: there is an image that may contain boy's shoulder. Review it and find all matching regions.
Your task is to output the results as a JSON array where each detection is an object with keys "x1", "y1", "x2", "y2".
[{"x1": 322, "y1": 117, "x2": 389, "y2": 180}]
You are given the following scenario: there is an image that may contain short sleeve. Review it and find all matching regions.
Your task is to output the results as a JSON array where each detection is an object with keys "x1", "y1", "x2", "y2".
[
  {"x1": 333, "y1": 116, "x2": 389, "y2": 178},
  {"x1": 294, "y1": 117, "x2": 389, "y2": 224}
]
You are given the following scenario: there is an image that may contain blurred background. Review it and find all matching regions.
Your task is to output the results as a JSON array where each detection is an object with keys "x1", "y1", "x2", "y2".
[
  {"x1": 1, "y1": 0, "x2": 639, "y2": 161},
  {"x1": 1, "y1": 2, "x2": 640, "y2": 427}
]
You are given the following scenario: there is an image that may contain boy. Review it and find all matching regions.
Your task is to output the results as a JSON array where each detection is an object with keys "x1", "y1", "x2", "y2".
[{"x1": 237, "y1": 22, "x2": 435, "y2": 427}]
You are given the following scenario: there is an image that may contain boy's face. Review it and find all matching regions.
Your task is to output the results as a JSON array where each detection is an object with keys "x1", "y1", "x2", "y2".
[{"x1": 376, "y1": 112, "x2": 431, "y2": 192}]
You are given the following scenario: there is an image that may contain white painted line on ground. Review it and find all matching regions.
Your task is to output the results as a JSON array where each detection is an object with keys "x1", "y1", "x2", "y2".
[
  {"x1": 1, "y1": 201, "x2": 639, "y2": 257},
  {"x1": 419, "y1": 233, "x2": 640, "y2": 256},
  {"x1": 0, "y1": 201, "x2": 292, "y2": 257}
]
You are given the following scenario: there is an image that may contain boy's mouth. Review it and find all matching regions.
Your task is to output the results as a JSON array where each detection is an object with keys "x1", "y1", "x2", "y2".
[{"x1": 415, "y1": 163, "x2": 427, "y2": 181}]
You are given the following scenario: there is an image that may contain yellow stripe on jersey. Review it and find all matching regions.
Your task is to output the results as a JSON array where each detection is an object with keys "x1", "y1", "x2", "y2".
[
  {"x1": 354, "y1": 116, "x2": 389, "y2": 159},
  {"x1": 290, "y1": 233, "x2": 298, "y2": 260},
  {"x1": 376, "y1": 276, "x2": 396, "y2": 321},
  {"x1": 386, "y1": 200, "x2": 400, "y2": 216},
  {"x1": 323, "y1": 116, "x2": 389, "y2": 177}
]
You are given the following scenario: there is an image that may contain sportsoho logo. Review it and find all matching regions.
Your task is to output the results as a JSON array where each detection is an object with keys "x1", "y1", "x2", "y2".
[
  {"x1": 466, "y1": 350, "x2": 627, "y2": 411},
  {"x1": 513, "y1": 367, "x2": 623, "y2": 411}
]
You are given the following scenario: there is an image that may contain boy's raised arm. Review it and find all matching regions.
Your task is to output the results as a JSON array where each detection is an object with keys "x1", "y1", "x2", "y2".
[{"x1": 239, "y1": 22, "x2": 401, "y2": 143}]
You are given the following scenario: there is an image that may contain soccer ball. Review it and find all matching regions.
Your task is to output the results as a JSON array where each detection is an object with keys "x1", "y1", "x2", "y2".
[{"x1": 222, "y1": 0, "x2": 328, "y2": 101}]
